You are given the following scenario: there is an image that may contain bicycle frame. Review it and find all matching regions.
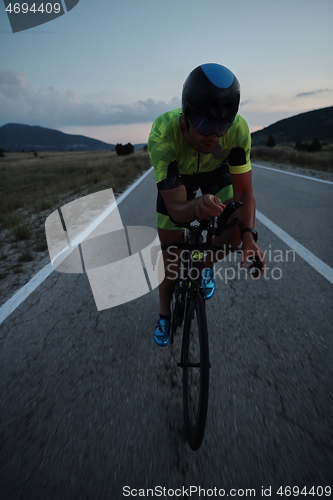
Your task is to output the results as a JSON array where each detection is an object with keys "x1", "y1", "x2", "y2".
[{"x1": 162, "y1": 207, "x2": 244, "y2": 345}]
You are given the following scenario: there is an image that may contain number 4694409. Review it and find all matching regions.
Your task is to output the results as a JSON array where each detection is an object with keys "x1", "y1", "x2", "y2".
[
  {"x1": 276, "y1": 485, "x2": 331, "y2": 496},
  {"x1": 6, "y1": 3, "x2": 61, "y2": 14}
]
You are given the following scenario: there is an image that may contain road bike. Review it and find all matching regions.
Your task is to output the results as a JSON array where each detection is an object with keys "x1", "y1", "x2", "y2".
[{"x1": 161, "y1": 202, "x2": 261, "y2": 450}]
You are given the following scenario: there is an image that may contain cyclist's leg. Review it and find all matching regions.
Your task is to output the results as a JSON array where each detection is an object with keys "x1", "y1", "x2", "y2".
[
  {"x1": 156, "y1": 181, "x2": 196, "y2": 315},
  {"x1": 154, "y1": 178, "x2": 198, "y2": 345},
  {"x1": 153, "y1": 223, "x2": 183, "y2": 346},
  {"x1": 157, "y1": 226, "x2": 184, "y2": 316}
]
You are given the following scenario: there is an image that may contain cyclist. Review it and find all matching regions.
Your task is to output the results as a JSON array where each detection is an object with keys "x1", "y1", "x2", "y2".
[{"x1": 148, "y1": 63, "x2": 266, "y2": 347}]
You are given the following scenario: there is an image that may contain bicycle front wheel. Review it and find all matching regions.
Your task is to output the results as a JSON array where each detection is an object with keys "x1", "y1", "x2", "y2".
[{"x1": 181, "y1": 291, "x2": 209, "y2": 450}]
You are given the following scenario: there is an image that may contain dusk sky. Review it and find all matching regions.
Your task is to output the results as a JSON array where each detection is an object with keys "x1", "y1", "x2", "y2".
[{"x1": 1, "y1": 0, "x2": 332, "y2": 144}]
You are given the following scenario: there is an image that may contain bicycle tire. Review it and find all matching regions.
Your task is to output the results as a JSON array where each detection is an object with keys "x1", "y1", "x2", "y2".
[{"x1": 181, "y1": 291, "x2": 209, "y2": 450}]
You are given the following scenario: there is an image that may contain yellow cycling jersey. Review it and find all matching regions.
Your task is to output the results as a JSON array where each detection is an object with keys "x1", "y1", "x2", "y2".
[{"x1": 148, "y1": 108, "x2": 252, "y2": 185}]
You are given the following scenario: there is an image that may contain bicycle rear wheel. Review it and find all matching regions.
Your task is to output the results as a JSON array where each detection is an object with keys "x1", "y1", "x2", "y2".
[{"x1": 181, "y1": 291, "x2": 209, "y2": 450}]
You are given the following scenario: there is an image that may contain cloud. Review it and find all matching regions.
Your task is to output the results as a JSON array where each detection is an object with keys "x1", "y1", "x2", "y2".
[
  {"x1": 296, "y1": 89, "x2": 330, "y2": 98},
  {"x1": 0, "y1": 71, "x2": 180, "y2": 128},
  {"x1": 239, "y1": 99, "x2": 252, "y2": 107},
  {"x1": 0, "y1": 70, "x2": 26, "y2": 86}
]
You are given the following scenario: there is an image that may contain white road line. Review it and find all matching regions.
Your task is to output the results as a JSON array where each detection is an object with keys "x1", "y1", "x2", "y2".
[
  {"x1": 256, "y1": 210, "x2": 333, "y2": 285},
  {"x1": 0, "y1": 167, "x2": 154, "y2": 325},
  {"x1": 252, "y1": 163, "x2": 333, "y2": 185}
]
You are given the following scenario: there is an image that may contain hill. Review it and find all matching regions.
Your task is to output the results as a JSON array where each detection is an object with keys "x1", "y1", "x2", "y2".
[
  {"x1": 0, "y1": 123, "x2": 115, "y2": 152},
  {"x1": 134, "y1": 143, "x2": 148, "y2": 151},
  {"x1": 251, "y1": 106, "x2": 333, "y2": 146}
]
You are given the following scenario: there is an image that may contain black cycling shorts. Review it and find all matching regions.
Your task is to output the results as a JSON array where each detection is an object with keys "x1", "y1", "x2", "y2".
[{"x1": 156, "y1": 162, "x2": 233, "y2": 230}]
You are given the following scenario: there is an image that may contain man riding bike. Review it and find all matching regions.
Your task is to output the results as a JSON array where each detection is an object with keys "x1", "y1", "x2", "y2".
[{"x1": 148, "y1": 63, "x2": 266, "y2": 347}]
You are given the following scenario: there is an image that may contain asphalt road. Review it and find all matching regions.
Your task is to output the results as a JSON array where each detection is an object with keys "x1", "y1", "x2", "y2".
[{"x1": 1, "y1": 163, "x2": 332, "y2": 500}]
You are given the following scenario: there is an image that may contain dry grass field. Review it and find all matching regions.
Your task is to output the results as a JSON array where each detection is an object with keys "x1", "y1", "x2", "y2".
[
  {"x1": 0, "y1": 150, "x2": 151, "y2": 302},
  {"x1": 0, "y1": 150, "x2": 151, "y2": 214},
  {"x1": 251, "y1": 145, "x2": 333, "y2": 172}
]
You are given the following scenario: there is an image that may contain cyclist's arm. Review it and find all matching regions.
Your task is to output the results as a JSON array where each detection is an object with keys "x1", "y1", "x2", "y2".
[
  {"x1": 230, "y1": 170, "x2": 266, "y2": 272},
  {"x1": 160, "y1": 186, "x2": 224, "y2": 223},
  {"x1": 230, "y1": 170, "x2": 256, "y2": 229}
]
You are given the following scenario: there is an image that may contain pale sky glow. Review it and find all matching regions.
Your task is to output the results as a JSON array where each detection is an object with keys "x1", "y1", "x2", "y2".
[{"x1": 1, "y1": 0, "x2": 332, "y2": 144}]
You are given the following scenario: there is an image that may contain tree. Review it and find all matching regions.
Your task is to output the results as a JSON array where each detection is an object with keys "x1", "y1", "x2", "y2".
[
  {"x1": 295, "y1": 139, "x2": 322, "y2": 152},
  {"x1": 266, "y1": 135, "x2": 275, "y2": 147},
  {"x1": 115, "y1": 143, "x2": 134, "y2": 155},
  {"x1": 295, "y1": 141, "x2": 307, "y2": 151},
  {"x1": 308, "y1": 138, "x2": 321, "y2": 152}
]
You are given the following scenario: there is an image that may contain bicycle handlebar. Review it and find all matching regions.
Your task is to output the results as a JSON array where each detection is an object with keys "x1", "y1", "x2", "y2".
[
  {"x1": 161, "y1": 201, "x2": 244, "y2": 251},
  {"x1": 214, "y1": 201, "x2": 243, "y2": 236},
  {"x1": 160, "y1": 201, "x2": 263, "y2": 278}
]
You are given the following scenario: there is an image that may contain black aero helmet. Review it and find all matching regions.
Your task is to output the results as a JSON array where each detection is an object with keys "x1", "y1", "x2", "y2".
[{"x1": 182, "y1": 63, "x2": 240, "y2": 136}]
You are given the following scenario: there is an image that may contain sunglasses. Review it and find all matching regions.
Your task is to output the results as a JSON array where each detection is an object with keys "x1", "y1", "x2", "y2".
[{"x1": 190, "y1": 112, "x2": 234, "y2": 137}]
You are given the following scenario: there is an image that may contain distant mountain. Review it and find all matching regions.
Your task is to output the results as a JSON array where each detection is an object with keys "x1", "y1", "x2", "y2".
[
  {"x1": 134, "y1": 143, "x2": 148, "y2": 150},
  {"x1": 251, "y1": 106, "x2": 333, "y2": 146},
  {"x1": 0, "y1": 123, "x2": 115, "y2": 152}
]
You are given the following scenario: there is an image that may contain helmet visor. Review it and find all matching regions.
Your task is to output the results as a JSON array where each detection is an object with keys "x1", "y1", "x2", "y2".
[{"x1": 190, "y1": 112, "x2": 234, "y2": 137}]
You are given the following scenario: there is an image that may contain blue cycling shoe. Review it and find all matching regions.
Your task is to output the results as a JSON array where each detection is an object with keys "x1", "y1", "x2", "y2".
[
  {"x1": 202, "y1": 267, "x2": 215, "y2": 300},
  {"x1": 154, "y1": 316, "x2": 171, "y2": 347}
]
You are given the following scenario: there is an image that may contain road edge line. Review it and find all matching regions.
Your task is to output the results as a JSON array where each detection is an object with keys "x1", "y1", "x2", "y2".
[
  {"x1": 256, "y1": 210, "x2": 333, "y2": 285},
  {"x1": 252, "y1": 163, "x2": 333, "y2": 185}
]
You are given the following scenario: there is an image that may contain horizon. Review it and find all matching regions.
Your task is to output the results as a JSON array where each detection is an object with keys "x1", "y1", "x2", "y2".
[{"x1": 2, "y1": 104, "x2": 331, "y2": 146}]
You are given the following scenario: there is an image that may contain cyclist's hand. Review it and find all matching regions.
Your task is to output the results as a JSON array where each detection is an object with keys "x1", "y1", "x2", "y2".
[
  {"x1": 241, "y1": 237, "x2": 266, "y2": 278},
  {"x1": 195, "y1": 194, "x2": 225, "y2": 220}
]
